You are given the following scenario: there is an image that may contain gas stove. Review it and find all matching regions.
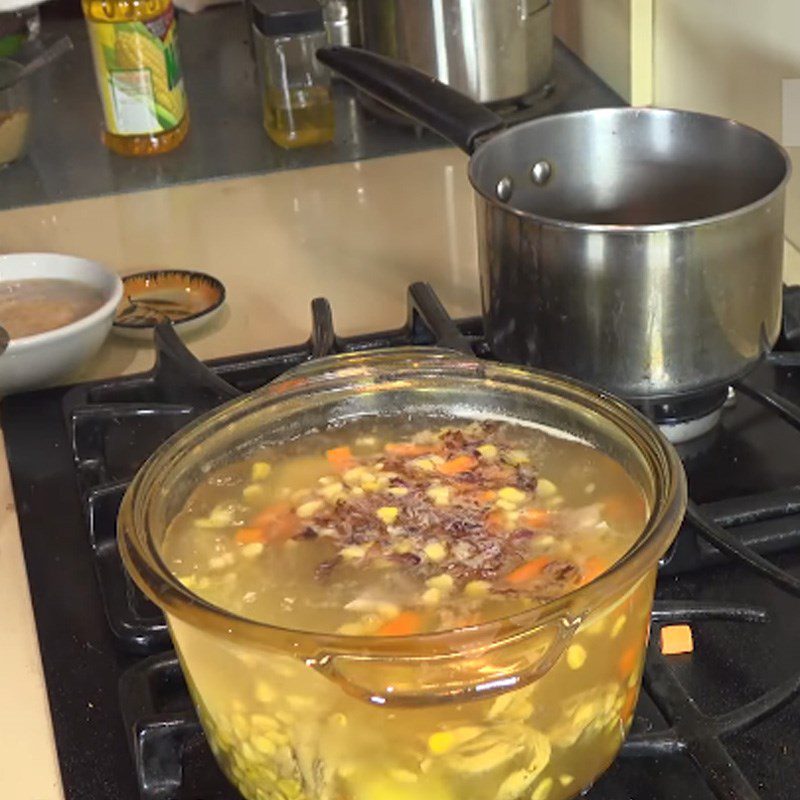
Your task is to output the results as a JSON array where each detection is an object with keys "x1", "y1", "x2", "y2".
[{"x1": 5, "y1": 282, "x2": 800, "y2": 800}]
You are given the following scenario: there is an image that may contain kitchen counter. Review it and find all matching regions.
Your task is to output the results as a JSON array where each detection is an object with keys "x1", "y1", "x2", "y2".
[{"x1": 1, "y1": 145, "x2": 800, "y2": 800}]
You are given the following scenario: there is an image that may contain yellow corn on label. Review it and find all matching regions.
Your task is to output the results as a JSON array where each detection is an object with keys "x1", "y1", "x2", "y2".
[{"x1": 87, "y1": 7, "x2": 187, "y2": 136}]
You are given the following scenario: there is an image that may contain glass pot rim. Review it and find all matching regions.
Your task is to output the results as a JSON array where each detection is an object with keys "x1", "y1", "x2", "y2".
[{"x1": 118, "y1": 347, "x2": 687, "y2": 661}]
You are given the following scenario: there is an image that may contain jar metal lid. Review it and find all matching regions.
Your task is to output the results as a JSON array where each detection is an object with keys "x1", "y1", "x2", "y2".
[{"x1": 251, "y1": 0, "x2": 324, "y2": 37}]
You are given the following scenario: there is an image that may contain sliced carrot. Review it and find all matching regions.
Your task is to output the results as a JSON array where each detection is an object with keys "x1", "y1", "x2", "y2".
[
  {"x1": 477, "y1": 490, "x2": 497, "y2": 503},
  {"x1": 437, "y1": 455, "x2": 478, "y2": 475},
  {"x1": 253, "y1": 502, "x2": 302, "y2": 542},
  {"x1": 618, "y1": 645, "x2": 639, "y2": 678},
  {"x1": 376, "y1": 611, "x2": 423, "y2": 637},
  {"x1": 384, "y1": 442, "x2": 431, "y2": 457},
  {"x1": 269, "y1": 512, "x2": 302, "y2": 542},
  {"x1": 521, "y1": 508, "x2": 551, "y2": 528},
  {"x1": 504, "y1": 556, "x2": 552, "y2": 585},
  {"x1": 485, "y1": 509, "x2": 508, "y2": 534},
  {"x1": 253, "y1": 501, "x2": 292, "y2": 526},
  {"x1": 235, "y1": 527, "x2": 267, "y2": 545},
  {"x1": 326, "y1": 446, "x2": 354, "y2": 471},
  {"x1": 660, "y1": 624, "x2": 694, "y2": 655},
  {"x1": 580, "y1": 556, "x2": 609, "y2": 586}
]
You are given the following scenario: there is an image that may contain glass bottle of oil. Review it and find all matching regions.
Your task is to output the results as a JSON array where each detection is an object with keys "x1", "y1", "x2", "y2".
[
  {"x1": 252, "y1": 0, "x2": 334, "y2": 149},
  {"x1": 82, "y1": 0, "x2": 189, "y2": 156}
]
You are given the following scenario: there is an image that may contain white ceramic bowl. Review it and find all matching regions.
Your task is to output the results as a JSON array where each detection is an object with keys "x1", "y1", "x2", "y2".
[{"x1": 0, "y1": 253, "x2": 123, "y2": 395}]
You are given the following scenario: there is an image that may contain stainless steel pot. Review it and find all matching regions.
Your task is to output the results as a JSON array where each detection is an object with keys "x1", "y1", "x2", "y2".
[
  {"x1": 317, "y1": 47, "x2": 792, "y2": 403},
  {"x1": 358, "y1": 0, "x2": 552, "y2": 104}
]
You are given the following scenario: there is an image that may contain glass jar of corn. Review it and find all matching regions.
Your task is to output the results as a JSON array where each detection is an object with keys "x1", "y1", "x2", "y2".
[{"x1": 82, "y1": 0, "x2": 189, "y2": 156}]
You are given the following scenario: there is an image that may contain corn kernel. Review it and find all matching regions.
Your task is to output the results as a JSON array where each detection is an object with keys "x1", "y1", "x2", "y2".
[
  {"x1": 343, "y1": 467, "x2": 366, "y2": 486},
  {"x1": 362, "y1": 480, "x2": 381, "y2": 492},
  {"x1": 254, "y1": 683, "x2": 276, "y2": 705},
  {"x1": 390, "y1": 769, "x2": 419, "y2": 783},
  {"x1": 566, "y1": 644, "x2": 588, "y2": 670},
  {"x1": 287, "y1": 694, "x2": 314, "y2": 710},
  {"x1": 537, "y1": 479, "x2": 558, "y2": 498},
  {"x1": 341, "y1": 545, "x2": 366, "y2": 560},
  {"x1": 241, "y1": 542, "x2": 264, "y2": 559},
  {"x1": 251, "y1": 462, "x2": 272, "y2": 481},
  {"x1": 504, "y1": 449, "x2": 530, "y2": 466},
  {"x1": 252, "y1": 735, "x2": 276, "y2": 755},
  {"x1": 477, "y1": 443, "x2": 498, "y2": 459},
  {"x1": 388, "y1": 486, "x2": 409, "y2": 497},
  {"x1": 318, "y1": 481, "x2": 344, "y2": 500},
  {"x1": 196, "y1": 505, "x2": 235, "y2": 528},
  {"x1": 376, "y1": 506, "x2": 400, "y2": 525},
  {"x1": 424, "y1": 541, "x2": 447, "y2": 562},
  {"x1": 209, "y1": 552, "x2": 235, "y2": 570},
  {"x1": 422, "y1": 587, "x2": 442, "y2": 606},
  {"x1": 498, "y1": 486, "x2": 527, "y2": 504},
  {"x1": 559, "y1": 775, "x2": 575, "y2": 787},
  {"x1": 532, "y1": 777, "x2": 554, "y2": 800},
  {"x1": 337, "y1": 622, "x2": 366, "y2": 635},
  {"x1": 464, "y1": 580, "x2": 491, "y2": 598},
  {"x1": 276, "y1": 778, "x2": 302, "y2": 798},
  {"x1": 427, "y1": 727, "x2": 482, "y2": 754},
  {"x1": 426, "y1": 573, "x2": 454, "y2": 592},
  {"x1": 495, "y1": 498, "x2": 519, "y2": 512},
  {"x1": 242, "y1": 484, "x2": 265, "y2": 503},
  {"x1": 414, "y1": 458, "x2": 436, "y2": 471},
  {"x1": 232, "y1": 713, "x2": 250, "y2": 740},
  {"x1": 426, "y1": 486, "x2": 450, "y2": 506},
  {"x1": 427, "y1": 731, "x2": 454, "y2": 754},
  {"x1": 296, "y1": 499, "x2": 323, "y2": 518}
]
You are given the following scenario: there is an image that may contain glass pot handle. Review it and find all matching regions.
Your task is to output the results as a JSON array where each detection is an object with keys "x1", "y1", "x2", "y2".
[{"x1": 313, "y1": 615, "x2": 580, "y2": 708}]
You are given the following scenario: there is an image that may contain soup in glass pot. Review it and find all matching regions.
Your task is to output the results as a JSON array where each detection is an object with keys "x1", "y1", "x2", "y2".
[{"x1": 161, "y1": 417, "x2": 651, "y2": 800}]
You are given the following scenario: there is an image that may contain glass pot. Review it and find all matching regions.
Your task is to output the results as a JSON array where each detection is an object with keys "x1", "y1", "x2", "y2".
[{"x1": 118, "y1": 349, "x2": 686, "y2": 800}]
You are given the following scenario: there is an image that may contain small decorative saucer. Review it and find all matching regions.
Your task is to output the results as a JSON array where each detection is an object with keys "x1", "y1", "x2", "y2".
[{"x1": 114, "y1": 270, "x2": 225, "y2": 338}]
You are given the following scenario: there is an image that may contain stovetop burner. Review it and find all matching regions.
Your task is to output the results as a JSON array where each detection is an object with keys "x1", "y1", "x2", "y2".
[{"x1": 6, "y1": 282, "x2": 800, "y2": 800}]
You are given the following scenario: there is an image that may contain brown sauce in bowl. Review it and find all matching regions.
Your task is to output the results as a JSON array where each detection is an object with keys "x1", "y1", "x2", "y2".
[{"x1": 0, "y1": 278, "x2": 105, "y2": 339}]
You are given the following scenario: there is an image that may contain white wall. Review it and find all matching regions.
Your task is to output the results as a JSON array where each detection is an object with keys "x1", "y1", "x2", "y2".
[
  {"x1": 553, "y1": 0, "x2": 653, "y2": 104},
  {"x1": 652, "y1": 0, "x2": 800, "y2": 256}
]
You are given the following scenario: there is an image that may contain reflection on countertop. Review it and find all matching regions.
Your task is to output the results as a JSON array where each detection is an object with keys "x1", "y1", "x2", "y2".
[
  {"x1": 0, "y1": 148, "x2": 483, "y2": 381},
  {"x1": 0, "y1": 1, "x2": 623, "y2": 213}
]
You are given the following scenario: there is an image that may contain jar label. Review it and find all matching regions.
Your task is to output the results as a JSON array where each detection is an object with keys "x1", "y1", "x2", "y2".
[{"x1": 87, "y1": 7, "x2": 187, "y2": 136}]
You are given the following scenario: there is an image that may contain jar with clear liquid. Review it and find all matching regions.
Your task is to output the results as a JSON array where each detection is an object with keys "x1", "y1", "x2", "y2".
[{"x1": 252, "y1": 0, "x2": 334, "y2": 149}]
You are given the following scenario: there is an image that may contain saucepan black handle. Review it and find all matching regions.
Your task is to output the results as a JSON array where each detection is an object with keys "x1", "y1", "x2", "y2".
[{"x1": 316, "y1": 46, "x2": 505, "y2": 155}]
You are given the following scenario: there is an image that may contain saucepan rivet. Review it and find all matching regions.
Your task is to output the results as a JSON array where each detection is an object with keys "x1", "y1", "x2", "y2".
[
  {"x1": 496, "y1": 177, "x2": 514, "y2": 202},
  {"x1": 530, "y1": 160, "x2": 552, "y2": 186}
]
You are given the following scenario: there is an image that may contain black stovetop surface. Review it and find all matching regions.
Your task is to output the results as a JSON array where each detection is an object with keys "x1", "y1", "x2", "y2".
[{"x1": 5, "y1": 282, "x2": 800, "y2": 800}]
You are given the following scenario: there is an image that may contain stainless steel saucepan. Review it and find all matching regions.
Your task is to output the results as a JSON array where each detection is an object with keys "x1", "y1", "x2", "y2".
[
  {"x1": 317, "y1": 47, "x2": 792, "y2": 405},
  {"x1": 358, "y1": 0, "x2": 552, "y2": 104}
]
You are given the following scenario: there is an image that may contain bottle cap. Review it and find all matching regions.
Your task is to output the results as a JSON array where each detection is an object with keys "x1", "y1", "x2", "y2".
[{"x1": 252, "y1": 0, "x2": 325, "y2": 37}]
